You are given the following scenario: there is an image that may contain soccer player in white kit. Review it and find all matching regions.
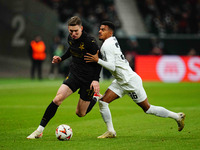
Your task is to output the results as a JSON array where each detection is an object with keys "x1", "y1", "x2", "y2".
[{"x1": 84, "y1": 21, "x2": 185, "y2": 138}]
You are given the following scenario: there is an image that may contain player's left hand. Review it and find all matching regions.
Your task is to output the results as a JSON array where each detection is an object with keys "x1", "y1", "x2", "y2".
[
  {"x1": 84, "y1": 50, "x2": 99, "y2": 63},
  {"x1": 90, "y1": 80, "x2": 100, "y2": 94}
]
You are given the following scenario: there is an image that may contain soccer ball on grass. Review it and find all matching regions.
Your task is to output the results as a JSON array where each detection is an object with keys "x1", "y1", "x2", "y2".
[{"x1": 55, "y1": 124, "x2": 73, "y2": 141}]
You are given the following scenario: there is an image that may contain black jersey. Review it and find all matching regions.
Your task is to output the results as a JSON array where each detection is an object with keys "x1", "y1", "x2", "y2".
[{"x1": 61, "y1": 31, "x2": 101, "y2": 83}]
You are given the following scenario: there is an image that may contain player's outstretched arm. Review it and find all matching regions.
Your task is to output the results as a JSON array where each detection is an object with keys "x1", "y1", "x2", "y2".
[{"x1": 85, "y1": 50, "x2": 115, "y2": 72}]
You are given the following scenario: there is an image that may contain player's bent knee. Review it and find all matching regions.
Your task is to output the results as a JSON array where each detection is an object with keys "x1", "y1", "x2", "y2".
[{"x1": 53, "y1": 95, "x2": 64, "y2": 106}]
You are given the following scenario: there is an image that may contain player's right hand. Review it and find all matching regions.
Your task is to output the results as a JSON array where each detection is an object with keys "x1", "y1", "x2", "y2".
[
  {"x1": 52, "y1": 56, "x2": 62, "y2": 64},
  {"x1": 84, "y1": 50, "x2": 99, "y2": 63}
]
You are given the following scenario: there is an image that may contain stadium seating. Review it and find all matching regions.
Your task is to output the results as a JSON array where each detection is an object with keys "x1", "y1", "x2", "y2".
[{"x1": 136, "y1": 0, "x2": 200, "y2": 35}]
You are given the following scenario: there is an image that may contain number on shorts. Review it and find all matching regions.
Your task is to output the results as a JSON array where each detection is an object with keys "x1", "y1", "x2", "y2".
[{"x1": 129, "y1": 92, "x2": 138, "y2": 99}]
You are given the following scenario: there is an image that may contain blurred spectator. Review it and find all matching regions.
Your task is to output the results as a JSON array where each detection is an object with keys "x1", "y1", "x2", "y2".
[
  {"x1": 127, "y1": 36, "x2": 139, "y2": 53},
  {"x1": 149, "y1": 36, "x2": 163, "y2": 55},
  {"x1": 29, "y1": 35, "x2": 46, "y2": 80},
  {"x1": 125, "y1": 52, "x2": 136, "y2": 71},
  {"x1": 49, "y1": 36, "x2": 64, "y2": 79},
  {"x1": 125, "y1": 36, "x2": 140, "y2": 71},
  {"x1": 187, "y1": 48, "x2": 198, "y2": 56},
  {"x1": 150, "y1": 46, "x2": 163, "y2": 55}
]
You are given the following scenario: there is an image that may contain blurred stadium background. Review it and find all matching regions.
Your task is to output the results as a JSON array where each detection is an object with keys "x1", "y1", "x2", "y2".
[{"x1": 0, "y1": 0, "x2": 199, "y2": 82}]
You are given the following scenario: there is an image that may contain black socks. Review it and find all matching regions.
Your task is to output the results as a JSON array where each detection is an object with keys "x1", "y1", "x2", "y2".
[
  {"x1": 40, "y1": 97, "x2": 97, "y2": 127},
  {"x1": 40, "y1": 101, "x2": 59, "y2": 127},
  {"x1": 86, "y1": 97, "x2": 97, "y2": 114}
]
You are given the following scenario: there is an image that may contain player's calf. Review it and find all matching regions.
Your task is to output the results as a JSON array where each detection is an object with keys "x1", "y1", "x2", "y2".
[{"x1": 86, "y1": 93, "x2": 102, "y2": 114}]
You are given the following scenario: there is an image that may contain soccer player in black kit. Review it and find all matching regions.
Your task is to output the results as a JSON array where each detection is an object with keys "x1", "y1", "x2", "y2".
[{"x1": 27, "y1": 16, "x2": 102, "y2": 139}]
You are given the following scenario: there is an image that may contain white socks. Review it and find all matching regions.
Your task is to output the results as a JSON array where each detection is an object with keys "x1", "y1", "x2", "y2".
[
  {"x1": 146, "y1": 105, "x2": 179, "y2": 120},
  {"x1": 99, "y1": 101, "x2": 179, "y2": 133},
  {"x1": 99, "y1": 100, "x2": 115, "y2": 132},
  {"x1": 37, "y1": 125, "x2": 44, "y2": 133}
]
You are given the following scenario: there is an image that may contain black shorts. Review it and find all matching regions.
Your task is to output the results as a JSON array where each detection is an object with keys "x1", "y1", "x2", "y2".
[{"x1": 63, "y1": 73, "x2": 94, "y2": 101}]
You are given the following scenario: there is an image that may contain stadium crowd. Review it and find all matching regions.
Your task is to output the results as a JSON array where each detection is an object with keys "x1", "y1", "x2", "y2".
[
  {"x1": 136, "y1": 0, "x2": 200, "y2": 35},
  {"x1": 40, "y1": 0, "x2": 122, "y2": 37}
]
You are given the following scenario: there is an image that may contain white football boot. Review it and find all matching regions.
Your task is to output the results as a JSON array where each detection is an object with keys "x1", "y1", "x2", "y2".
[
  {"x1": 176, "y1": 112, "x2": 185, "y2": 131},
  {"x1": 97, "y1": 131, "x2": 116, "y2": 138},
  {"x1": 27, "y1": 130, "x2": 43, "y2": 139}
]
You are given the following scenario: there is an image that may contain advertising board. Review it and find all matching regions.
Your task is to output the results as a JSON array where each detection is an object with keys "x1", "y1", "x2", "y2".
[{"x1": 135, "y1": 56, "x2": 200, "y2": 82}]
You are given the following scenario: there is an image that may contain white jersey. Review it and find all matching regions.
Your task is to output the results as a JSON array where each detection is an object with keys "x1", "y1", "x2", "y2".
[
  {"x1": 98, "y1": 36, "x2": 137, "y2": 85},
  {"x1": 98, "y1": 36, "x2": 147, "y2": 103}
]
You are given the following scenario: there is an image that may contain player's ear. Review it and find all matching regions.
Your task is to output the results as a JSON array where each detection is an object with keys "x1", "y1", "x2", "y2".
[
  {"x1": 81, "y1": 26, "x2": 83, "y2": 31},
  {"x1": 110, "y1": 30, "x2": 113, "y2": 36}
]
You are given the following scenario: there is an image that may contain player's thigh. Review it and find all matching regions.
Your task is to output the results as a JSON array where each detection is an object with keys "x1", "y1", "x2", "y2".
[
  {"x1": 104, "y1": 80, "x2": 123, "y2": 103},
  {"x1": 76, "y1": 84, "x2": 94, "y2": 116},
  {"x1": 53, "y1": 84, "x2": 73, "y2": 105},
  {"x1": 101, "y1": 89, "x2": 119, "y2": 103}
]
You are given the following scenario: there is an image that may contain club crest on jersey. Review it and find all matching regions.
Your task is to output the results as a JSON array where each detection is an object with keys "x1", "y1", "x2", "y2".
[{"x1": 79, "y1": 42, "x2": 85, "y2": 51}]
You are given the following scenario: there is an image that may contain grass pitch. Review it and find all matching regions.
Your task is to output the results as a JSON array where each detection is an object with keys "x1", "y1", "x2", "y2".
[{"x1": 0, "y1": 79, "x2": 199, "y2": 150}]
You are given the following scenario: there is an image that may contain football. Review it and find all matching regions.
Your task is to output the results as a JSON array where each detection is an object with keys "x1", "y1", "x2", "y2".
[{"x1": 55, "y1": 124, "x2": 73, "y2": 141}]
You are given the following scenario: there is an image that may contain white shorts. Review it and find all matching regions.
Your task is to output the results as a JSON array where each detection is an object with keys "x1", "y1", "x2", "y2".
[{"x1": 108, "y1": 74, "x2": 147, "y2": 103}]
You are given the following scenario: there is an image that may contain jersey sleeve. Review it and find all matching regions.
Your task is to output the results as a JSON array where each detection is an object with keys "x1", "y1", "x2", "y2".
[
  {"x1": 60, "y1": 47, "x2": 71, "y2": 61},
  {"x1": 97, "y1": 42, "x2": 115, "y2": 72},
  {"x1": 60, "y1": 36, "x2": 72, "y2": 61}
]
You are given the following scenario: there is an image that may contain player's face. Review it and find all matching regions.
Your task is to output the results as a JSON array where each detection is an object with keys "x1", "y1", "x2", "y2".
[
  {"x1": 99, "y1": 25, "x2": 113, "y2": 41},
  {"x1": 68, "y1": 25, "x2": 83, "y2": 40}
]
